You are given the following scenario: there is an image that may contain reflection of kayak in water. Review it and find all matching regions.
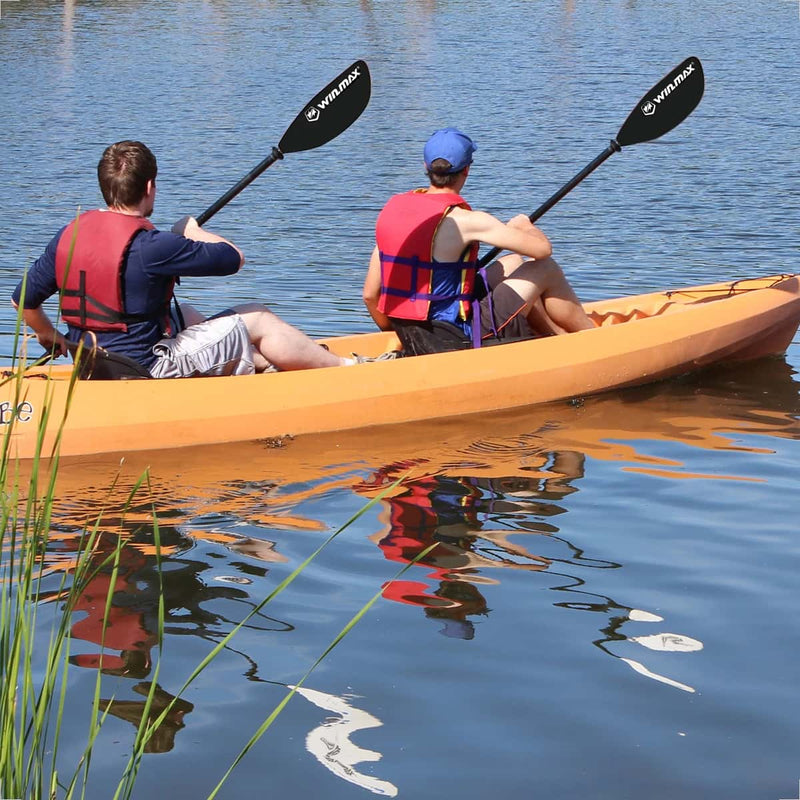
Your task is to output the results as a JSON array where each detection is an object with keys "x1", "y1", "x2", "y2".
[
  {"x1": 3, "y1": 274, "x2": 800, "y2": 459},
  {"x1": 23, "y1": 342, "x2": 800, "y2": 522}
]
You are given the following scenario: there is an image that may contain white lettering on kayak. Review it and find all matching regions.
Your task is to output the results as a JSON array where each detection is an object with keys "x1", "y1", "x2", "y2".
[
  {"x1": 641, "y1": 61, "x2": 697, "y2": 116},
  {"x1": 0, "y1": 400, "x2": 34, "y2": 425},
  {"x1": 304, "y1": 66, "x2": 362, "y2": 123}
]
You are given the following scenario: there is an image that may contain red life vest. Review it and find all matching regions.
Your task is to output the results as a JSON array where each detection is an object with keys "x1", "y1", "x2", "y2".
[
  {"x1": 375, "y1": 190, "x2": 480, "y2": 321},
  {"x1": 54, "y1": 209, "x2": 168, "y2": 332}
]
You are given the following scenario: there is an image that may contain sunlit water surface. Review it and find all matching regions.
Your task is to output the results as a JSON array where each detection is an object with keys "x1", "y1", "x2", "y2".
[{"x1": 1, "y1": 2, "x2": 799, "y2": 798}]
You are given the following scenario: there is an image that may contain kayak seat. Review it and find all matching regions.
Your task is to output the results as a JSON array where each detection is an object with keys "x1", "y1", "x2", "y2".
[
  {"x1": 392, "y1": 320, "x2": 471, "y2": 356},
  {"x1": 67, "y1": 339, "x2": 152, "y2": 381},
  {"x1": 392, "y1": 319, "x2": 538, "y2": 356}
]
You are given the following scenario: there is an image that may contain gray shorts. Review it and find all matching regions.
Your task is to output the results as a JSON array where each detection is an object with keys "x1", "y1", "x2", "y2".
[{"x1": 149, "y1": 313, "x2": 256, "y2": 378}]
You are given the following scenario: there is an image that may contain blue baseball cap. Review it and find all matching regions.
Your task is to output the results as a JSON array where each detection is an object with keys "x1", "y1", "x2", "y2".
[{"x1": 423, "y1": 127, "x2": 477, "y2": 173}]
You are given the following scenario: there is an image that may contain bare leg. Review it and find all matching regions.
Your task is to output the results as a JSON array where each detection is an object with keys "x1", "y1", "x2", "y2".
[
  {"x1": 232, "y1": 303, "x2": 348, "y2": 371},
  {"x1": 484, "y1": 255, "x2": 594, "y2": 334},
  {"x1": 526, "y1": 296, "x2": 569, "y2": 336}
]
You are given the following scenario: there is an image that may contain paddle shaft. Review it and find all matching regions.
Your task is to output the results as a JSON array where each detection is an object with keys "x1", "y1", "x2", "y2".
[
  {"x1": 478, "y1": 139, "x2": 621, "y2": 268},
  {"x1": 477, "y1": 57, "x2": 703, "y2": 269},
  {"x1": 196, "y1": 147, "x2": 284, "y2": 227}
]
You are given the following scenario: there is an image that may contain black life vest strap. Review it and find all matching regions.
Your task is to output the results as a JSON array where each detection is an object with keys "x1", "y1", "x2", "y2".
[{"x1": 60, "y1": 270, "x2": 168, "y2": 327}]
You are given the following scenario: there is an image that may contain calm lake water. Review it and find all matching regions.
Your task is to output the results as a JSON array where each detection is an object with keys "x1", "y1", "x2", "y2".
[{"x1": 2, "y1": 1, "x2": 800, "y2": 798}]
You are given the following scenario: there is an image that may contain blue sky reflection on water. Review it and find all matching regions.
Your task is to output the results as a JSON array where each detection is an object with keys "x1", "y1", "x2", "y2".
[{"x1": 1, "y1": 2, "x2": 800, "y2": 799}]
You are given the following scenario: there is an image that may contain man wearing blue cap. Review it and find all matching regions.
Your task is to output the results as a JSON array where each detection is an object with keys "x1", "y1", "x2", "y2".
[{"x1": 363, "y1": 128, "x2": 594, "y2": 355}]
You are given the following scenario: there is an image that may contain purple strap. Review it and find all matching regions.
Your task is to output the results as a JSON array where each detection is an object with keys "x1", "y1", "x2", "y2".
[
  {"x1": 470, "y1": 267, "x2": 499, "y2": 348},
  {"x1": 470, "y1": 299, "x2": 482, "y2": 348}
]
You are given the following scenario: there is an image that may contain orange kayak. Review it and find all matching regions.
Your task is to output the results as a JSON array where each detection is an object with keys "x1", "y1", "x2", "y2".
[{"x1": 2, "y1": 274, "x2": 799, "y2": 460}]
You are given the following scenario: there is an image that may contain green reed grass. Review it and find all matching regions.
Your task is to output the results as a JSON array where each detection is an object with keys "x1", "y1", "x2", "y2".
[
  {"x1": 1, "y1": 303, "x2": 106, "y2": 798},
  {"x1": 1, "y1": 299, "x2": 430, "y2": 798}
]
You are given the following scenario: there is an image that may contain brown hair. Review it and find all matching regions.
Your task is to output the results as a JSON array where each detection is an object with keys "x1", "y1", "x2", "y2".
[
  {"x1": 426, "y1": 158, "x2": 464, "y2": 189},
  {"x1": 97, "y1": 141, "x2": 157, "y2": 208}
]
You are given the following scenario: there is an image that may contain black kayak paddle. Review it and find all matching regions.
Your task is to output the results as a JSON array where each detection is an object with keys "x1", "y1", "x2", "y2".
[
  {"x1": 196, "y1": 59, "x2": 371, "y2": 226},
  {"x1": 478, "y1": 56, "x2": 704, "y2": 268}
]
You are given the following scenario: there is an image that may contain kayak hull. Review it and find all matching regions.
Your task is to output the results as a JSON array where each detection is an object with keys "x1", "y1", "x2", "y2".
[{"x1": 3, "y1": 274, "x2": 799, "y2": 460}]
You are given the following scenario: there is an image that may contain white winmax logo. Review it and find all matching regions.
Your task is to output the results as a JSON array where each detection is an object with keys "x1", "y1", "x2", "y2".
[
  {"x1": 304, "y1": 66, "x2": 362, "y2": 123},
  {"x1": 641, "y1": 61, "x2": 696, "y2": 116}
]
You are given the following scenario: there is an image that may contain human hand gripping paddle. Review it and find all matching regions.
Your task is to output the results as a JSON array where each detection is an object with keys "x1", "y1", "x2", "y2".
[
  {"x1": 478, "y1": 56, "x2": 705, "y2": 268},
  {"x1": 195, "y1": 59, "x2": 371, "y2": 226},
  {"x1": 46, "y1": 62, "x2": 370, "y2": 372}
]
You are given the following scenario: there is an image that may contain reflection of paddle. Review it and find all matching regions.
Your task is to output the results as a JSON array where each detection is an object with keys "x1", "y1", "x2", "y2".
[
  {"x1": 478, "y1": 56, "x2": 704, "y2": 268},
  {"x1": 196, "y1": 59, "x2": 371, "y2": 226}
]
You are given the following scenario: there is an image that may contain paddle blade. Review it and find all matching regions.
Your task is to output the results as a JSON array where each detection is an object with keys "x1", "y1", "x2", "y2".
[
  {"x1": 279, "y1": 60, "x2": 371, "y2": 154},
  {"x1": 616, "y1": 57, "x2": 704, "y2": 147}
]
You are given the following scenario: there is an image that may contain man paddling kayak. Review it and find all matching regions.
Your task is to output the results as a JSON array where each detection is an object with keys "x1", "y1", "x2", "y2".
[
  {"x1": 362, "y1": 128, "x2": 594, "y2": 355},
  {"x1": 12, "y1": 140, "x2": 362, "y2": 376}
]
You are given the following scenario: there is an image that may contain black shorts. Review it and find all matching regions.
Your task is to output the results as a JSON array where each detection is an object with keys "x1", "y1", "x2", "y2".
[
  {"x1": 392, "y1": 283, "x2": 535, "y2": 356},
  {"x1": 477, "y1": 281, "x2": 534, "y2": 340}
]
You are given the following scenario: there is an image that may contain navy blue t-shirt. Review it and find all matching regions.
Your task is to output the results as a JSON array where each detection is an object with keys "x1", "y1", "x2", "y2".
[{"x1": 12, "y1": 223, "x2": 241, "y2": 369}]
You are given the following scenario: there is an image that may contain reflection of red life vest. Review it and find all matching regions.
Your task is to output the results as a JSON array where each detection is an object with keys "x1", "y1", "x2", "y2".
[
  {"x1": 376, "y1": 190, "x2": 479, "y2": 321},
  {"x1": 376, "y1": 478, "x2": 477, "y2": 608},
  {"x1": 54, "y1": 209, "x2": 169, "y2": 332},
  {"x1": 69, "y1": 547, "x2": 152, "y2": 673}
]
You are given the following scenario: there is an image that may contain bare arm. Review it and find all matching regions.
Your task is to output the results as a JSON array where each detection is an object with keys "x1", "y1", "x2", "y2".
[
  {"x1": 452, "y1": 209, "x2": 553, "y2": 260},
  {"x1": 172, "y1": 216, "x2": 245, "y2": 267},
  {"x1": 362, "y1": 246, "x2": 392, "y2": 331},
  {"x1": 12, "y1": 301, "x2": 68, "y2": 358}
]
